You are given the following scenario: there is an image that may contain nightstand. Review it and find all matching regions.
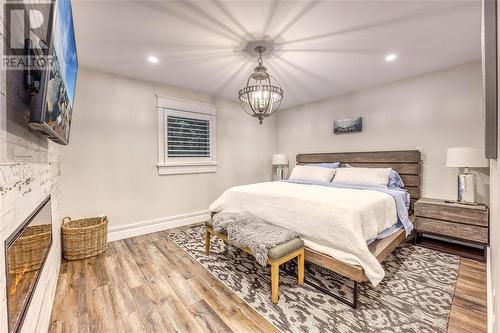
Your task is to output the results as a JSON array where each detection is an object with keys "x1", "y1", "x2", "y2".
[{"x1": 414, "y1": 198, "x2": 488, "y2": 261}]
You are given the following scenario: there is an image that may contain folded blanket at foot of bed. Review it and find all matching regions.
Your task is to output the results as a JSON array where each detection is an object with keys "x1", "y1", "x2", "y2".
[{"x1": 212, "y1": 212, "x2": 300, "y2": 266}]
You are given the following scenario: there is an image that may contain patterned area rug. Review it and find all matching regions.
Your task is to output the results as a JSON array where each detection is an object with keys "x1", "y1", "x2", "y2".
[{"x1": 167, "y1": 226, "x2": 460, "y2": 333}]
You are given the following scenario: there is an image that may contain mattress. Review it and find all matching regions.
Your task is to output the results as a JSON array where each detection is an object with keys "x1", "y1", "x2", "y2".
[{"x1": 209, "y1": 181, "x2": 409, "y2": 285}]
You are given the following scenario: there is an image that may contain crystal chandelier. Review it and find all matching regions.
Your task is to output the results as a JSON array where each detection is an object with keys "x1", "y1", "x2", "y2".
[{"x1": 238, "y1": 46, "x2": 283, "y2": 124}]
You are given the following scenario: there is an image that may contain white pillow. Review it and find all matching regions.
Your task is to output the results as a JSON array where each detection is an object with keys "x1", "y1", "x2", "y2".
[
  {"x1": 289, "y1": 165, "x2": 336, "y2": 182},
  {"x1": 332, "y1": 167, "x2": 391, "y2": 187}
]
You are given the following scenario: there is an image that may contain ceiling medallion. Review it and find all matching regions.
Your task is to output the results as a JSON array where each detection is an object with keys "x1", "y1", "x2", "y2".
[{"x1": 238, "y1": 46, "x2": 283, "y2": 124}]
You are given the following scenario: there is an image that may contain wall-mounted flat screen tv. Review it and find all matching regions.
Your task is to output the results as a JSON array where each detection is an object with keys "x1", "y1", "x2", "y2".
[{"x1": 29, "y1": 0, "x2": 78, "y2": 145}]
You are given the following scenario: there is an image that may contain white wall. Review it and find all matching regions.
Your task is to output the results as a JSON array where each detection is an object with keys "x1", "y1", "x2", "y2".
[
  {"x1": 59, "y1": 68, "x2": 277, "y2": 233},
  {"x1": 277, "y1": 61, "x2": 488, "y2": 203},
  {"x1": 490, "y1": 140, "x2": 499, "y2": 333},
  {"x1": 62, "y1": 62, "x2": 487, "y2": 235},
  {"x1": 487, "y1": 5, "x2": 500, "y2": 332}
]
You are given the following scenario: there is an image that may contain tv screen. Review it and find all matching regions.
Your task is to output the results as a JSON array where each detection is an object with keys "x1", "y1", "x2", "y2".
[{"x1": 30, "y1": 0, "x2": 78, "y2": 145}]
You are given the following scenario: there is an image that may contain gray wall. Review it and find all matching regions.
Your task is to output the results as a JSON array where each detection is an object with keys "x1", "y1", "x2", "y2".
[
  {"x1": 59, "y1": 67, "x2": 277, "y2": 229},
  {"x1": 277, "y1": 61, "x2": 488, "y2": 203}
]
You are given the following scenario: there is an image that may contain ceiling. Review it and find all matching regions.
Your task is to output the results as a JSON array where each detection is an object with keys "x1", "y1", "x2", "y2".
[{"x1": 72, "y1": 0, "x2": 481, "y2": 109}]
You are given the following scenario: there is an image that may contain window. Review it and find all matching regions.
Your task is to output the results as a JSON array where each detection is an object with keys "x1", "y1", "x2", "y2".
[
  {"x1": 157, "y1": 95, "x2": 216, "y2": 175},
  {"x1": 167, "y1": 115, "x2": 210, "y2": 157}
]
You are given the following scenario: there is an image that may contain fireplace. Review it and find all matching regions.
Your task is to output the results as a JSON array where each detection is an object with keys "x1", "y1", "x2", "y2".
[{"x1": 5, "y1": 197, "x2": 53, "y2": 333}]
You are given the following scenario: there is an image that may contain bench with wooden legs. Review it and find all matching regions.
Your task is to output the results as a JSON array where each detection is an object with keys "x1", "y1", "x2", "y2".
[{"x1": 204, "y1": 222, "x2": 304, "y2": 304}]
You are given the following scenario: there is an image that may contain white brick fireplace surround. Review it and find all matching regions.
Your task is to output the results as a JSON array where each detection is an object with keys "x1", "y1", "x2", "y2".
[{"x1": 0, "y1": 42, "x2": 63, "y2": 333}]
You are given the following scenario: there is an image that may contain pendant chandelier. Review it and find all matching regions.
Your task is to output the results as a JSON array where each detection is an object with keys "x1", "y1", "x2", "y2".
[{"x1": 238, "y1": 46, "x2": 283, "y2": 124}]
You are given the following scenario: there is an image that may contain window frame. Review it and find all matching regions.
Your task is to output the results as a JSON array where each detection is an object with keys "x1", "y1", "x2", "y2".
[{"x1": 157, "y1": 95, "x2": 217, "y2": 175}]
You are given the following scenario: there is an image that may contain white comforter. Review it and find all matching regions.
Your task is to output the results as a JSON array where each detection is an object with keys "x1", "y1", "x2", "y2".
[{"x1": 209, "y1": 181, "x2": 398, "y2": 285}]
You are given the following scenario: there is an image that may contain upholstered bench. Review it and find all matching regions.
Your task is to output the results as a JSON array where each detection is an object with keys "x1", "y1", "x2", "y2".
[{"x1": 204, "y1": 219, "x2": 304, "y2": 304}]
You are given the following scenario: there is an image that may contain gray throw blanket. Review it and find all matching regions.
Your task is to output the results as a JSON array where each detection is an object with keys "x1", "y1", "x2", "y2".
[{"x1": 212, "y1": 212, "x2": 300, "y2": 266}]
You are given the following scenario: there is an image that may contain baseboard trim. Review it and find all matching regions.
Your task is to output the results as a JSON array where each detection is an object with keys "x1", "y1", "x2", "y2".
[{"x1": 108, "y1": 210, "x2": 209, "y2": 242}]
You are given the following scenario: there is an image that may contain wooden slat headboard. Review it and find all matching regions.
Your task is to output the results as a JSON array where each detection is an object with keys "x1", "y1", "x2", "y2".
[{"x1": 296, "y1": 150, "x2": 422, "y2": 211}]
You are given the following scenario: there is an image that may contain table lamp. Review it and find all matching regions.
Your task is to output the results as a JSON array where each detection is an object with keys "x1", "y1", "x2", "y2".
[
  {"x1": 446, "y1": 147, "x2": 488, "y2": 204},
  {"x1": 272, "y1": 154, "x2": 289, "y2": 181}
]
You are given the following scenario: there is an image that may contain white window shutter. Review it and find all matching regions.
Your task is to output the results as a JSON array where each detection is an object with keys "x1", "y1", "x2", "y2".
[{"x1": 156, "y1": 95, "x2": 217, "y2": 175}]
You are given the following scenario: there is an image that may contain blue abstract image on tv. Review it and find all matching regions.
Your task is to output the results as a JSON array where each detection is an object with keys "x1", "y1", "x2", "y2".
[{"x1": 44, "y1": 0, "x2": 78, "y2": 144}]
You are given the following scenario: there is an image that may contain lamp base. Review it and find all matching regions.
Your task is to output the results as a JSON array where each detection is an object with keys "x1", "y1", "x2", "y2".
[
  {"x1": 457, "y1": 171, "x2": 477, "y2": 204},
  {"x1": 273, "y1": 165, "x2": 288, "y2": 181}
]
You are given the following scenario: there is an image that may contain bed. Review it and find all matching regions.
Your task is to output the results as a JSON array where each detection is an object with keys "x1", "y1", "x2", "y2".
[{"x1": 210, "y1": 150, "x2": 422, "y2": 308}]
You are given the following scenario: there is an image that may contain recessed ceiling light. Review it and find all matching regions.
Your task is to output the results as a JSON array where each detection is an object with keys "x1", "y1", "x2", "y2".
[
  {"x1": 147, "y1": 55, "x2": 159, "y2": 64},
  {"x1": 385, "y1": 54, "x2": 397, "y2": 62}
]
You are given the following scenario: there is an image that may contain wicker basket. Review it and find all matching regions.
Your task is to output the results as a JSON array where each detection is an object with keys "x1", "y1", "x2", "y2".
[
  {"x1": 62, "y1": 216, "x2": 108, "y2": 260},
  {"x1": 8, "y1": 224, "x2": 52, "y2": 274}
]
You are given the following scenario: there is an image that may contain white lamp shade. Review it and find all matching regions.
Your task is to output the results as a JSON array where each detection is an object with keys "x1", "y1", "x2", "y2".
[
  {"x1": 446, "y1": 147, "x2": 489, "y2": 168},
  {"x1": 272, "y1": 154, "x2": 289, "y2": 166}
]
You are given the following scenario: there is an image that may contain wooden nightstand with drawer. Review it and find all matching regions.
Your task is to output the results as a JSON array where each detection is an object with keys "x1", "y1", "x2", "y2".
[{"x1": 414, "y1": 198, "x2": 488, "y2": 261}]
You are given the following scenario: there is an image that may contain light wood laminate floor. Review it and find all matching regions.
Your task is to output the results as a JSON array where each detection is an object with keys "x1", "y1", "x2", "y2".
[{"x1": 49, "y1": 227, "x2": 487, "y2": 333}]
